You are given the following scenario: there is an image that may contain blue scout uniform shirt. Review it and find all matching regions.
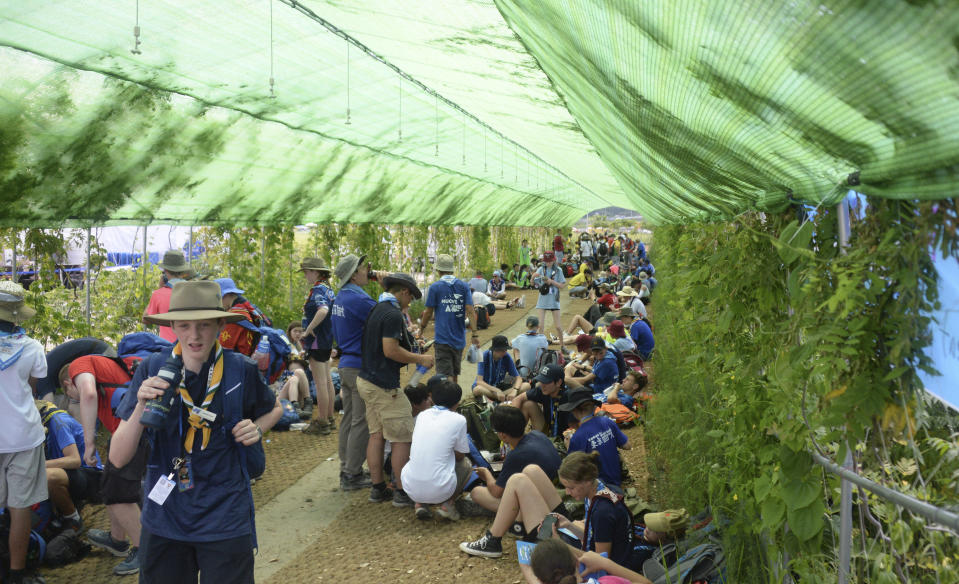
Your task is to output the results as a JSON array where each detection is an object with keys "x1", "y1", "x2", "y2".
[
  {"x1": 117, "y1": 347, "x2": 275, "y2": 543},
  {"x1": 331, "y1": 283, "x2": 376, "y2": 370},
  {"x1": 302, "y1": 282, "x2": 336, "y2": 350},
  {"x1": 629, "y1": 320, "x2": 655, "y2": 360},
  {"x1": 590, "y1": 352, "x2": 619, "y2": 392},
  {"x1": 475, "y1": 350, "x2": 519, "y2": 388},
  {"x1": 44, "y1": 409, "x2": 102, "y2": 469},
  {"x1": 425, "y1": 276, "x2": 472, "y2": 350},
  {"x1": 568, "y1": 415, "x2": 628, "y2": 485}
]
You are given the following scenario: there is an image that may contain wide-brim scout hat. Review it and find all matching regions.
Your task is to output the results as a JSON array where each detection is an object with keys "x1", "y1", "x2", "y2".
[
  {"x1": 299, "y1": 257, "x2": 332, "y2": 273},
  {"x1": 644, "y1": 509, "x2": 689, "y2": 534},
  {"x1": 143, "y1": 281, "x2": 244, "y2": 325},
  {"x1": 557, "y1": 387, "x2": 599, "y2": 412},
  {"x1": 490, "y1": 335, "x2": 510, "y2": 351},
  {"x1": 157, "y1": 249, "x2": 191, "y2": 273},
  {"x1": 335, "y1": 253, "x2": 367, "y2": 283},
  {"x1": 0, "y1": 281, "x2": 36, "y2": 324},
  {"x1": 434, "y1": 254, "x2": 455, "y2": 272},
  {"x1": 381, "y1": 272, "x2": 422, "y2": 300},
  {"x1": 616, "y1": 286, "x2": 638, "y2": 298}
]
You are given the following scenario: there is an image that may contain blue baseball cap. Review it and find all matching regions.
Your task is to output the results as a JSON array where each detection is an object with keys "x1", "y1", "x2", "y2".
[{"x1": 215, "y1": 277, "x2": 244, "y2": 296}]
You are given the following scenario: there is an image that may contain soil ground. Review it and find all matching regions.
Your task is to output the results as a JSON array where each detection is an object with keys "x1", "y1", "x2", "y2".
[{"x1": 45, "y1": 288, "x2": 652, "y2": 584}]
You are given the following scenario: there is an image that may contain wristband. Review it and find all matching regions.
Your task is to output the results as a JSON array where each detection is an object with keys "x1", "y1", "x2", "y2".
[{"x1": 256, "y1": 425, "x2": 263, "y2": 440}]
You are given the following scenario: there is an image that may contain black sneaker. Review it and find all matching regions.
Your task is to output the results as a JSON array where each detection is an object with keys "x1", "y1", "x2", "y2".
[
  {"x1": 414, "y1": 503, "x2": 433, "y2": 520},
  {"x1": 86, "y1": 529, "x2": 130, "y2": 557},
  {"x1": 392, "y1": 489, "x2": 414, "y2": 508},
  {"x1": 459, "y1": 530, "x2": 503, "y2": 558},
  {"x1": 507, "y1": 521, "x2": 528, "y2": 539},
  {"x1": 455, "y1": 495, "x2": 495, "y2": 518},
  {"x1": 340, "y1": 472, "x2": 372, "y2": 491},
  {"x1": 368, "y1": 485, "x2": 393, "y2": 503},
  {"x1": 7, "y1": 571, "x2": 46, "y2": 584}
]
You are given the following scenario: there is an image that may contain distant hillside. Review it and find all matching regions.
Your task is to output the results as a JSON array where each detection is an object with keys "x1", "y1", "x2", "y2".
[{"x1": 574, "y1": 206, "x2": 643, "y2": 225}]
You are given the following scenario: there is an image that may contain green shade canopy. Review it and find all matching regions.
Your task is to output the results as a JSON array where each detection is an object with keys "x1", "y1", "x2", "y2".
[{"x1": 1, "y1": 1, "x2": 957, "y2": 227}]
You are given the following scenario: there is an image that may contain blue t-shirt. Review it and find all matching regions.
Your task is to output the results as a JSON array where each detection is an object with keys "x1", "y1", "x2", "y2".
[
  {"x1": 591, "y1": 352, "x2": 619, "y2": 392},
  {"x1": 511, "y1": 331, "x2": 549, "y2": 372},
  {"x1": 476, "y1": 351, "x2": 519, "y2": 387},
  {"x1": 302, "y1": 282, "x2": 336, "y2": 350},
  {"x1": 629, "y1": 320, "x2": 654, "y2": 360},
  {"x1": 44, "y1": 410, "x2": 102, "y2": 469},
  {"x1": 584, "y1": 482, "x2": 633, "y2": 567},
  {"x1": 603, "y1": 390, "x2": 635, "y2": 410},
  {"x1": 568, "y1": 415, "x2": 628, "y2": 485},
  {"x1": 331, "y1": 283, "x2": 377, "y2": 369},
  {"x1": 495, "y1": 430, "x2": 561, "y2": 489},
  {"x1": 425, "y1": 277, "x2": 473, "y2": 350}
]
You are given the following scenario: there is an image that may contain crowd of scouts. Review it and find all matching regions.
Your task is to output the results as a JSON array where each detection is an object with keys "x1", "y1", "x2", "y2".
[{"x1": 0, "y1": 231, "x2": 675, "y2": 584}]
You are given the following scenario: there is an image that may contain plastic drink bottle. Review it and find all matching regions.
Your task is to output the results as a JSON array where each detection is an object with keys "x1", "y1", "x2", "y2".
[
  {"x1": 252, "y1": 337, "x2": 270, "y2": 372},
  {"x1": 141, "y1": 353, "x2": 183, "y2": 429},
  {"x1": 406, "y1": 364, "x2": 430, "y2": 388}
]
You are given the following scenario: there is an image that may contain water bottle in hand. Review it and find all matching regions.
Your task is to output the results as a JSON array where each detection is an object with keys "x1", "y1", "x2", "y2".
[
  {"x1": 252, "y1": 337, "x2": 270, "y2": 372},
  {"x1": 407, "y1": 364, "x2": 430, "y2": 388}
]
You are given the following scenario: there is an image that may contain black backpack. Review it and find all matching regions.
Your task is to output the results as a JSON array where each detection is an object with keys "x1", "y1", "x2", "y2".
[
  {"x1": 475, "y1": 306, "x2": 490, "y2": 330},
  {"x1": 532, "y1": 348, "x2": 565, "y2": 374},
  {"x1": 598, "y1": 241, "x2": 608, "y2": 256},
  {"x1": 607, "y1": 345, "x2": 629, "y2": 383}
]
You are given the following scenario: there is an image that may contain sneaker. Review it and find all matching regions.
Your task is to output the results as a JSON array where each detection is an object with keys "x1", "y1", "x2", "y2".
[
  {"x1": 435, "y1": 499, "x2": 460, "y2": 521},
  {"x1": 368, "y1": 485, "x2": 393, "y2": 503},
  {"x1": 392, "y1": 489, "x2": 414, "y2": 508},
  {"x1": 507, "y1": 521, "x2": 528, "y2": 539},
  {"x1": 517, "y1": 296, "x2": 525, "y2": 308},
  {"x1": 414, "y1": 503, "x2": 433, "y2": 520},
  {"x1": 459, "y1": 530, "x2": 503, "y2": 558},
  {"x1": 86, "y1": 529, "x2": 130, "y2": 557},
  {"x1": 302, "y1": 419, "x2": 331, "y2": 435},
  {"x1": 340, "y1": 472, "x2": 372, "y2": 491},
  {"x1": 7, "y1": 571, "x2": 46, "y2": 584},
  {"x1": 327, "y1": 416, "x2": 337, "y2": 430},
  {"x1": 455, "y1": 495, "x2": 494, "y2": 518},
  {"x1": 113, "y1": 546, "x2": 139, "y2": 576},
  {"x1": 60, "y1": 516, "x2": 84, "y2": 536}
]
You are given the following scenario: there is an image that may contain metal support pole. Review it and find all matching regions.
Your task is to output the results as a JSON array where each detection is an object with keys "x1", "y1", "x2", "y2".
[
  {"x1": 85, "y1": 227, "x2": 92, "y2": 329},
  {"x1": 836, "y1": 198, "x2": 852, "y2": 584},
  {"x1": 143, "y1": 225, "x2": 149, "y2": 290},
  {"x1": 189, "y1": 225, "x2": 194, "y2": 269},
  {"x1": 11, "y1": 236, "x2": 17, "y2": 284},
  {"x1": 260, "y1": 228, "x2": 266, "y2": 296}
]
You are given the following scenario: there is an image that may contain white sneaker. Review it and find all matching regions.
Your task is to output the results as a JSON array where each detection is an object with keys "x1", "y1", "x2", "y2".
[{"x1": 517, "y1": 296, "x2": 525, "y2": 308}]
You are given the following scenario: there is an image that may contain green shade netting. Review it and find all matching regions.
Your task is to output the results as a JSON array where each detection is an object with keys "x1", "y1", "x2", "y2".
[
  {"x1": 2, "y1": 1, "x2": 958, "y2": 227},
  {"x1": 0, "y1": 1, "x2": 620, "y2": 228},
  {"x1": 496, "y1": 0, "x2": 959, "y2": 223}
]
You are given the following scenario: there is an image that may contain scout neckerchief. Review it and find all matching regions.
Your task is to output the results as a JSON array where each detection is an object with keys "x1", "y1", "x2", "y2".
[
  {"x1": 0, "y1": 326, "x2": 27, "y2": 370},
  {"x1": 375, "y1": 292, "x2": 416, "y2": 355},
  {"x1": 584, "y1": 479, "x2": 633, "y2": 551},
  {"x1": 175, "y1": 341, "x2": 224, "y2": 453}
]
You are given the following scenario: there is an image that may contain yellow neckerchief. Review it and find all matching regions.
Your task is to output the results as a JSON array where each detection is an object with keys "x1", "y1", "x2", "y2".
[{"x1": 174, "y1": 341, "x2": 224, "y2": 453}]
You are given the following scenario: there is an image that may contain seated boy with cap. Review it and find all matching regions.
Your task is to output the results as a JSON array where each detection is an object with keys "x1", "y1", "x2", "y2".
[
  {"x1": 472, "y1": 335, "x2": 522, "y2": 403},
  {"x1": 510, "y1": 363, "x2": 571, "y2": 437}
]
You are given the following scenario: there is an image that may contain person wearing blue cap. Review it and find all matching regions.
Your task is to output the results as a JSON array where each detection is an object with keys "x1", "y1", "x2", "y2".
[{"x1": 215, "y1": 278, "x2": 258, "y2": 357}]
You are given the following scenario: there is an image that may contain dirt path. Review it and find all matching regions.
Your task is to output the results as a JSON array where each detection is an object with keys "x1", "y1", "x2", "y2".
[{"x1": 46, "y1": 289, "x2": 653, "y2": 584}]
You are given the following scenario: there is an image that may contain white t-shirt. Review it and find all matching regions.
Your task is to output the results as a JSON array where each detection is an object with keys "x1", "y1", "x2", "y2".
[
  {"x1": 401, "y1": 406, "x2": 469, "y2": 504},
  {"x1": 472, "y1": 291, "x2": 493, "y2": 307},
  {"x1": 0, "y1": 332, "x2": 47, "y2": 453}
]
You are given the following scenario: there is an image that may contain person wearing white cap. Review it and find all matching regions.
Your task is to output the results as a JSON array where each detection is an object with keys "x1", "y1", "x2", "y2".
[
  {"x1": 0, "y1": 282, "x2": 48, "y2": 584},
  {"x1": 487, "y1": 271, "x2": 507, "y2": 300}
]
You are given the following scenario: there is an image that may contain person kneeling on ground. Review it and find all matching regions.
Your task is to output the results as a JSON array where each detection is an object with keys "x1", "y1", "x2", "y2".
[
  {"x1": 473, "y1": 335, "x2": 523, "y2": 404},
  {"x1": 110, "y1": 281, "x2": 282, "y2": 584},
  {"x1": 528, "y1": 538, "x2": 651, "y2": 584},
  {"x1": 560, "y1": 388, "x2": 631, "y2": 486},
  {"x1": 401, "y1": 380, "x2": 470, "y2": 521},
  {"x1": 510, "y1": 363, "x2": 572, "y2": 438},
  {"x1": 467, "y1": 406, "x2": 561, "y2": 514}
]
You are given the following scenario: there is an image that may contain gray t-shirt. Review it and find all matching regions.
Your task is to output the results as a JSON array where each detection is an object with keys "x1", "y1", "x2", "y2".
[
  {"x1": 511, "y1": 331, "x2": 549, "y2": 374},
  {"x1": 468, "y1": 277, "x2": 488, "y2": 294}
]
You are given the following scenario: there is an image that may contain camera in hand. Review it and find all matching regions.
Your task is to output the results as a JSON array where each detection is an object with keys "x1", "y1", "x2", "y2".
[
  {"x1": 538, "y1": 282, "x2": 551, "y2": 295},
  {"x1": 140, "y1": 353, "x2": 183, "y2": 429},
  {"x1": 367, "y1": 263, "x2": 378, "y2": 281}
]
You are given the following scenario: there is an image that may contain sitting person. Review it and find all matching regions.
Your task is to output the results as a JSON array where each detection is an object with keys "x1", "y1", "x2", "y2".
[
  {"x1": 602, "y1": 370, "x2": 647, "y2": 410},
  {"x1": 632, "y1": 509, "x2": 689, "y2": 566},
  {"x1": 487, "y1": 271, "x2": 508, "y2": 300},
  {"x1": 401, "y1": 380, "x2": 470, "y2": 522},
  {"x1": 560, "y1": 389, "x2": 631, "y2": 485},
  {"x1": 404, "y1": 382, "x2": 433, "y2": 418},
  {"x1": 511, "y1": 317, "x2": 549, "y2": 380},
  {"x1": 505, "y1": 263, "x2": 522, "y2": 290},
  {"x1": 628, "y1": 316, "x2": 655, "y2": 361},
  {"x1": 517, "y1": 265, "x2": 533, "y2": 289},
  {"x1": 473, "y1": 335, "x2": 523, "y2": 403},
  {"x1": 565, "y1": 337, "x2": 619, "y2": 394},
  {"x1": 528, "y1": 539, "x2": 650, "y2": 584},
  {"x1": 468, "y1": 270, "x2": 488, "y2": 295},
  {"x1": 37, "y1": 400, "x2": 102, "y2": 536},
  {"x1": 510, "y1": 363, "x2": 572, "y2": 437},
  {"x1": 467, "y1": 406, "x2": 561, "y2": 514},
  {"x1": 601, "y1": 320, "x2": 636, "y2": 354},
  {"x1": 616, "y1": 287, "x2": 647, "y2": 320},
  {"x1": 595, "y1": 284, "x2": 617, "y2": 311},
  {"x1": 276, "y1": 322, "x2": 312, "y2": 419}
]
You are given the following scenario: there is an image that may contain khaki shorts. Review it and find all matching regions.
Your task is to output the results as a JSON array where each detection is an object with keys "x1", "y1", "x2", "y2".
[
  {"x1": 356, "y1": 377, "x2": 414, "y2": 443},
  {"x1": 434, "y1": 343, "x2": 463, "y2": 377},
  {"x1": 0, "y1": 445, "x2": 48, "y2": 508}
]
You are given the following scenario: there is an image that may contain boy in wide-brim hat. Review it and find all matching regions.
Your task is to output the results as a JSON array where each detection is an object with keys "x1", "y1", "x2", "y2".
[
  {"x1": 0, "y1": 282, "x2": 48, "y2": 584},
  {"x1": 110, "y1": 281, "x2": 282, "y2": 583}
]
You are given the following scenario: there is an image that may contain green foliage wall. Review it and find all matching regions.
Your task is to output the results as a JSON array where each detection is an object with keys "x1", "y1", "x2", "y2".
[{"x1": 648, "y1": 200, "x2": 958, "y2": 582}]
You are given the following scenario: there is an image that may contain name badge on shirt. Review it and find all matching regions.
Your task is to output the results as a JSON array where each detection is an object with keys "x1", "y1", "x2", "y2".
[
  {"x1": 148, "y1": 474, "x2": 176, "y2": 505},
  {"x1": 191, "y1": 405, "x2": 217, "y2": 423}
]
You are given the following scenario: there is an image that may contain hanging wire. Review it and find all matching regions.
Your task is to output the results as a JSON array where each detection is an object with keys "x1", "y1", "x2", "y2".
[
  {"x1": 268, "y1": 0, "x2": 276, "y2": 98},
  {"x1": 434, "y1": 94, "x2": 439, "y2": 157},
  {"x1": 461, "y1": 113, "x2": 466, "y2": 166},
  {"x1": 345, "y1": 42, "x2": 351, "y2": 124},
  {"x1": 483, "y1": 127, "x2": 487, "y2": 173},
  {"x1": 514, "y1": 143, "x2": 518, "y2": 182},
  {"x1": 130, "y1": 0, "x2": 142, "y2": 55}
]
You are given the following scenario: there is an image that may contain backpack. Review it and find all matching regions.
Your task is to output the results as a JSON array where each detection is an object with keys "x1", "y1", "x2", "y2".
[
  {"x1": 532, "y1": 348, "x2": 565, "y2": 374},
  {"x1": 272, "y1": 399, "x2": 300, "y2": 431},
  {"x1": 584, "y1": 304, "x2": 604, "y2": 326},
  {"x1": 247, "y1": 302, "x2": 273, "y2": 328},
  {"x1": 43, "y1": 531, "x2": 90, "y2": 566},
  {"x1": 458, "y1": 399, "x2": 500, "y2": 452},
  {"x1": 599, "y1": 403, "x2": 640, "y2": 426},
  {"x1": 606, "y1": 345, "x2": 629, "y2": 383},
  {"x1": 0, "y1": 511, "x2": 45, "y2": 578},
  {"x1": 598, "y1": 241, "x2": 608, "y2": 256},
  {"x1": 642, "y1": 542, "x2": 726, "y2": 584},
  {"x1": 474, "y1": 306, "x2": 491, "y2": 330},
  {"x1": 236, "y1": 323, "x2": 294, "y2": 383},
  {"x1": 98, "y1": 333, "x2": 173, "y2": 414}
]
